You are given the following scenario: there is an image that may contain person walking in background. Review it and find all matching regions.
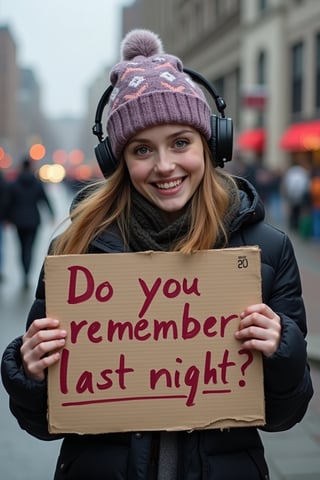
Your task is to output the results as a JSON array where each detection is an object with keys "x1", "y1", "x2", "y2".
[
  {"x1": 281, "y1": 159, "x2": 311, "y2": 233},
  {"x1": 309, "y1": 166, "x2": 320, "y2": 240},
  {"x1": 1, "y1": 30, "x2": 313, "y2": 479},
  {"x1": 7, "y1": 156, "x2": 55, "y2": 288},
  {"x1": 0, "y1": 170, "x2": 10, "y2": 281}
]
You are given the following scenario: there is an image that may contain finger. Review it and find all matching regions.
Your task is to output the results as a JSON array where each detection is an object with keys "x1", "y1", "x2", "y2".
[
  {"x1": 23, "y1": 318, "x2": 60, "y2": 339},
  {"x1": 23, "y1": 336, "x2": 66, "y2": 358},
  {"x1": 236, "y1": 317, "x2": 281, "y2": 339},
  {"x1": 238, "y1": 337, "x2": 278, "y2": 357},
  {"x1": 22, "y1": 321, "x2": 67, "y2": 351},
  {"x1": 235, "y1": 321, "x2": 281, "y2": 356},
  {"x1": 238, "y1": 312, "x2": 270, "y2": 330},
  {"x1": 21, "y1": 330, "x2": 66, "y2": 360},
  {"x1": 21, "y1": 334, "x2": 66, "y2": 382},
  {"x1": 23, "y1": 349, "x2": 63, "y2": 381},
  {"x1": 241, "y1": 303, "x2": 274, "y2": 319},
  {"x1": 236, "y1": 324, "x2": 271, "y2": 341}
]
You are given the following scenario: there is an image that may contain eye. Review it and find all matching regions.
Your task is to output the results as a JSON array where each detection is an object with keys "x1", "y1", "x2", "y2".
[
  {"x1": 134, "y1": 145, "x2": 151, "y2": 156},
  {"x1": 174, "y1": 138, "x2": 189, "y2": 149}
]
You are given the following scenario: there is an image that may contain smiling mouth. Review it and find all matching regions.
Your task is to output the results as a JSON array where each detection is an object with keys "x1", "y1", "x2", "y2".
[{"x1": 154, "y1": 178, "x2": 184, "y2": 190}]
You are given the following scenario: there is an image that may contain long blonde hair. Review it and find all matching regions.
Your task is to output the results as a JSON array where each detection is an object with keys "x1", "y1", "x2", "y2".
[{"x1": 52, "y1": 139, "x2": 234, "y2": 255}]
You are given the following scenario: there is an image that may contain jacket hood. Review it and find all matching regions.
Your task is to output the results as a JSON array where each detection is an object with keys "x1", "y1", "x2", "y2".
[{"x1": 230, "y1": 176, "x2": 265, "y2": 233}]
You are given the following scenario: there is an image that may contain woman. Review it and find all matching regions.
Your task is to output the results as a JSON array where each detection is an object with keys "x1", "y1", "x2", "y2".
[{"x1": 1, "y1": 29, "x2": 313, "y2": 480}]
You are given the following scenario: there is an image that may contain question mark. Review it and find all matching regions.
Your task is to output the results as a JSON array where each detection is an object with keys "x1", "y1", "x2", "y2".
[{"x1": 238, "y1": 349, "x2": 253, "y2": 387}]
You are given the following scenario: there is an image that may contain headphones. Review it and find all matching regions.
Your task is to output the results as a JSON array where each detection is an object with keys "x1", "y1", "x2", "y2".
[{"x1": 92, "y1": 67, "x2": 233, "y2": 178}]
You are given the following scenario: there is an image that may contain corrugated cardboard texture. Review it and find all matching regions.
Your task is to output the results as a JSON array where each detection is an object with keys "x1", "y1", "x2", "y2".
[{"x1": 45, "y1": 247, "x2": 265, "y2": 434}]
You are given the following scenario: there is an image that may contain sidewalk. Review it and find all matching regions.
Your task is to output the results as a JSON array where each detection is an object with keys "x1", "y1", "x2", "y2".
[
  {"x1": 261, "y1": 407, "x2": 320, "y2": 480},
  {"x1": 308, "y1": 336, "x2": 320, "y2": 364}
]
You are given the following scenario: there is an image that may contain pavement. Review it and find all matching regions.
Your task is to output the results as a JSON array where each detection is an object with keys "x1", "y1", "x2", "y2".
[{"x1": 0, "y1": 182, "x2": 320, "y2": 480}]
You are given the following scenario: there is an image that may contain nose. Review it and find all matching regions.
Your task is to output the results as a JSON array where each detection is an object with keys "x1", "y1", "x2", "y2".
[{"x1": 153, "y1": 150, "x2": 175, "y2": 175}]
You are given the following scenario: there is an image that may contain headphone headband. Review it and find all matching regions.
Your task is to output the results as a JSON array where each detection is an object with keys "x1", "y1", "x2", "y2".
[{"x1": 92, "y1": 69, "x2": 233, "y2": 177}]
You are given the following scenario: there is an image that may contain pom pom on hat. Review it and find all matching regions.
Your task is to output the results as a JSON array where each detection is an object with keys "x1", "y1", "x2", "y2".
[
  {"x1": 107, "y1": 29, "x2": 212, "y2": 159},
  {"x1": 121, "y1": 29, "x2": 163, "y2": 61}
]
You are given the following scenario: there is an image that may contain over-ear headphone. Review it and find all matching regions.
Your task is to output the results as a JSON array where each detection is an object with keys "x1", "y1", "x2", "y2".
[{"x1": 92, "y1": 67, "x2": 233, "y2": 178}]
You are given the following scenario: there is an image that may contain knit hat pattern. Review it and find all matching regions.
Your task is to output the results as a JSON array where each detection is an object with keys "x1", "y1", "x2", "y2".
[{"x1": 107, "y1": 29, "x2": 212, "y2": 158}]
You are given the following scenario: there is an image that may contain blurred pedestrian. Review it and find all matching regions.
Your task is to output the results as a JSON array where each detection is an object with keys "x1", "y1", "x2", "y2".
[
  {"x1": 7, "y1": 156, "x2": 55, "y2": 288},
  {"x1": 309, "y1": 167, "x2": 320, "y2": 240},
  {"x1": 0, "y1": 170, "x2": 10, "y2": 281},
  {"x1": 281, "y1": 160, "x2": 311, "y2": 232}
]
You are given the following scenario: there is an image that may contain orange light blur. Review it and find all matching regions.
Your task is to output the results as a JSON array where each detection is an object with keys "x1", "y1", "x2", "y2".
[
  {"x1": 0, "y1": 151, "x2": 13, "y2": 169},
  {"x1": 69, "y1": 149, "x2": 84, "y2": 165},
  {"x1": 73, "y1": 164, "x2": 92, "y2": 180},
  {"x1": 29, "y1": 143, "x2": 46, "y2": 161},
  {"x1": 52, "y1": 149, "x2": 68, "y2": 164}
]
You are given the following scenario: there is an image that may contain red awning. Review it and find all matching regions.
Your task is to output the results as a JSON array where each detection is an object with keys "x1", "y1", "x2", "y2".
[
  {"x1": 279, "y1": 120, "x2": 320, "y2": 151},
  {"x1": 237, "y1": 128, "x2": 265, "y2": 153}
]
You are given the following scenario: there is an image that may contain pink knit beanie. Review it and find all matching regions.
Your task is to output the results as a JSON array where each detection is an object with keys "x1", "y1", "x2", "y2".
[{"x1": 106, "y1": 29, "x2": 212, "y2": 158}]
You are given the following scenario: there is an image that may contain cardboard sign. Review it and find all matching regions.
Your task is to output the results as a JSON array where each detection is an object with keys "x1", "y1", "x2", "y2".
[{"x1": 45, "y1": 247, "x2": 265, "y2": 434}]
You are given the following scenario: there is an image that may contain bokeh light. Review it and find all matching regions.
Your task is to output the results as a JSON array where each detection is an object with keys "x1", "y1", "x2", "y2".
[
  {"x1": 39, "y1": 164, "x2": 66, "y2": 183},
  {"x1": 0, "y1": 148, "x2": 13, "y2": 169},
  {"x1": 69, "y1": 149, "x2": 84, "y2": 165},
  {"x1": 29, "y1": 143, "x2": 46, "y2": 161},
  {"x1": 52, "y1": 149, "x2": 68, "y2": 164}
]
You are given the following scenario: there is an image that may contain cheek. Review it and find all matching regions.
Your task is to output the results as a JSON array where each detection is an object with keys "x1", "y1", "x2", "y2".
[
  {"x1": 186, "y1": 154, "x2": 205, "y2": 178},
  {"x1": 126, "y1": 162, "x2": 149, "y2": 186}
]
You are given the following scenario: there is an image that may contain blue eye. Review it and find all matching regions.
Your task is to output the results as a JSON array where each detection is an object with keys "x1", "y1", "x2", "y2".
[
  {"x1": 134, "y1": 145, "x2": 150, "y2": 156},
  {"x1": 175, "y1": 139, "x2": 189, "y2": 149}
]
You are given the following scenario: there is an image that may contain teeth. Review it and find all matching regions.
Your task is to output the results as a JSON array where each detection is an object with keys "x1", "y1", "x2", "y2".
[{"x1": 156, "y1": 179, "x2": 182, "y2": 189}]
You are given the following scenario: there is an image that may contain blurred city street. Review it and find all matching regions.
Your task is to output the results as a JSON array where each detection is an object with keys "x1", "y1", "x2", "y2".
[{"x1": 0, "y1": 182, "x2": 320, "y2": 479}]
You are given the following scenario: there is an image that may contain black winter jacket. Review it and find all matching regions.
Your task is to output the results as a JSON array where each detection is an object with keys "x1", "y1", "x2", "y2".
[
  {"x1": 1, "y1": 178, "x2": 313, "y2": 480},
  {"x1": 0, "y1": 173, "x2": 10, "y2": 221},
  {"x1": 7, "y1": 170, "x2": 54, "y2": 229}
]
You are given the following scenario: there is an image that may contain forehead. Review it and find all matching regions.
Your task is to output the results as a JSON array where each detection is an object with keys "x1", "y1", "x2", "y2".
[{"x1": 129, "y1": 124, "x2": 198, "y2": 142}]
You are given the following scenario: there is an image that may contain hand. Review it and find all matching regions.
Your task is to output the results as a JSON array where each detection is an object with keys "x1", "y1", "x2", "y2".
[
  {"x1": 235, "y1": 303, "x2": 281, "y2": 357},
  {"x1": 20, "y1": 318, "x2": 67, "y2": 381}
]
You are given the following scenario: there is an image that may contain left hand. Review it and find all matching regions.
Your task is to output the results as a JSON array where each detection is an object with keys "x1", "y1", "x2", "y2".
[{"x1": 235, "y1": 303, "x2": 281, "y2": 357}]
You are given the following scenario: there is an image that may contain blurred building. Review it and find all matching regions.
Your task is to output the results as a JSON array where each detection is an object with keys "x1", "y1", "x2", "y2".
[
  {"x1": 0, "y1": 25, "x2": 19, "y2": 158},
  {"x1": 119, "y1": 0, "x2": 320, "y2": 171},
  {"x1": 0, "y1": 24, "x2": 59, "y2": 168},
  {"x1": 79, "y1": 66, "x2": 113, "y2": 174},
  {"x1": 18, "y1": 67, "x2": 58, "y2": 161}
]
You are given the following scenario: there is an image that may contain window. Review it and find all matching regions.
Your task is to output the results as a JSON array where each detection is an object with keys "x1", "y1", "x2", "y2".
[
  {"x1": 258, "y1": 0, "x2": 268, "y2": 12},
  {"x1": 316, "y1": 33, "x2": 320, "y2": 109},
  {"x1": 257, "y1": 50, "x2": 266, "y2": 84},
  {"x1": 291, "y1": 42, "x2": 304, "y2": 114},
  {"x1": 257, "y1": 50, "x2": 267, "y2": 127}
]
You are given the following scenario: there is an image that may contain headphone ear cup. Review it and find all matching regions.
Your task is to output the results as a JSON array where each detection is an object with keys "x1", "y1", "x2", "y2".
[
  {"x1": 94, "y1": 137, "x2": 118, "y2": 178},
  {"x1": 208, "y1": 115, "x2": 233, "y2": 168}
]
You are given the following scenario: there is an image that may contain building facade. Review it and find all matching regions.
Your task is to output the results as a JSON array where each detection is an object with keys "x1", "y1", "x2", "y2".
[
  {"x1": 0, "y1": 25, "x2": 19, "y2": 160},
  {"x1": 121, "y1": 0, "x2": 320, "y2": 171}
]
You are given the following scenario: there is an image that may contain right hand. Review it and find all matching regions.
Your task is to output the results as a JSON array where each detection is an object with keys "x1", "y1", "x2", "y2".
[{"x1": 20, "y1": 318, "x2": 67, "y2": 381}]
